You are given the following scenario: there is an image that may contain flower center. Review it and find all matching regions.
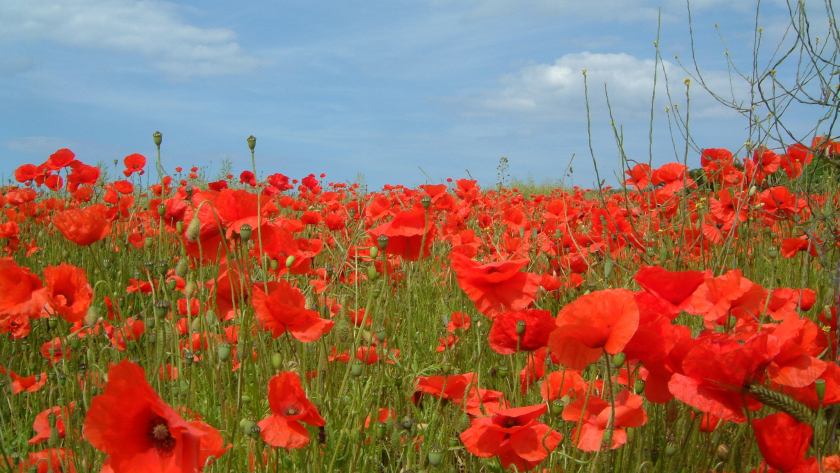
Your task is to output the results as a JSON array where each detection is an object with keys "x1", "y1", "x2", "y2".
[
  {"x1": 285, "y1": 407, "x2": 300, "y2": 416},
  {"x1": 147, "y1": 416, "x2": 176, "y2": 454}
]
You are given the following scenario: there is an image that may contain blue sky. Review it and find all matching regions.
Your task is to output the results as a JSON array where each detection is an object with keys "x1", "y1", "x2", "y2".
[{"x1": 0, "y1": 0, "x2": 833, "y2": 190}]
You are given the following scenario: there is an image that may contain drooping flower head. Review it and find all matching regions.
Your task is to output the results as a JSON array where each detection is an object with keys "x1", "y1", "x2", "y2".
[{"x1": 258, "y1": 371, "x2": 326, "y2": 449}]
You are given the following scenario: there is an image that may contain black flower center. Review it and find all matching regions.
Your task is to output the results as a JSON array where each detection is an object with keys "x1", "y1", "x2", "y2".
[{"x1": 147, "y1": 416, "x2": 176, "y2": 454}]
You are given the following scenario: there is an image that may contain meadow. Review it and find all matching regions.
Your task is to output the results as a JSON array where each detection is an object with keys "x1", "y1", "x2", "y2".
[{"x1": 0, "y1": 134, "x2": 839, "y2": 473}]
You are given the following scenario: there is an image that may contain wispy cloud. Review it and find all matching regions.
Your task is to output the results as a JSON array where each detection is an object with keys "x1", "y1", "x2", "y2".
[
  {"x1": 0, "y1": 0, "x2": 273, "y2": 79},
  {"x1": 3, "y1": 136, "x2": 70, "y2": 155},
  {"x1": 443, "y1": 52, "x2": 750, "y2": 122}
]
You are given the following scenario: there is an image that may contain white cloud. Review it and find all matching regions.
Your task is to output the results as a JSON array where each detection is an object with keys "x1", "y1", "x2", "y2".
[
  {"x1": 445, "y1": 51, "x2": 751, "y2": 122},
  {"x1": 0, "y1": 0, "x2": 273, "y2": 78}
]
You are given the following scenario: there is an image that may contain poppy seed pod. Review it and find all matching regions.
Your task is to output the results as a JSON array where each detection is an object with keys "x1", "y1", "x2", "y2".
[
  {"x1": 185, "y1": 218, "x2": 201, "y2": 242},
  {"x1": 175, "y1": 220, "x2": 184, "y2": 233},
  {"x1": 427, "y1": 446, "x2": 443, "y2": 466},
  {"x1": 515, "y1": 319, "x2": 526, "y2": 336},
  {"x1": 271, "y1": 353, "x2": 282, "y2": 370},
  {"x1": 239, "y1": 224, "x2": 252, "y2": 243},
  {"x1": 377, "y1": 234, "x2": 388, "y2": 251},
  {"x1": 247, "y1": 135, "x2": 256, "y2": 151},
  {"x1": 153, "y1": 299, "x2": 171, "y2": 318},
  {"x1": 612, "y1": 352, "x2": 626, "y2": 367},
  {"x1": 350, "y1": 359, "x2": 364, "y2": 377},
  {"x1": 421, "y1": 194, "x2": 431, "y2": 210},
  {"x1": 369, "y1": 246, "x2": 379, "y2": 259},
  {"x1": 815, "y1": 378, "x2": 826, "y2": 402},
  {"x1": 157, "y1": 204, "x2": 166, "y2": 217},
  {"x1": 217, "y1": 343, "x2": 231, "y2": 362},
  {"x1": 153, "y1": 131, "x2": 162, "y2": 147}
]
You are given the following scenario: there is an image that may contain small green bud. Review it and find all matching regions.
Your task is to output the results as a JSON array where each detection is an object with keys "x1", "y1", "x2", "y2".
[
  {"x1": 369, "y1": 246, "x2": 379, "y2": 259},
  {"x1": 285, "y1": 255, "x2": 296, "y2": 269},
  {"x1": 186, "y1": 218, "x2": 201, "y2": 242},
  {"x1": 271, "y1": 353, "x2": 282, "y2": 370},
  {"x1": 270, "y1": 258, "x2": 279, "y2": 271},
  {"x1": 604, "y1": 259, "x2": 614, "y2": 279},
  {"x1": 634, "y1": 379, "x2": 645, "y2": 394},
  {"x1": 611, "y1": 352, "x2": 626, "y2": 367},
  {"x1": 367, "y1": 265, "x2": 379, "y2": 280},
  {"x1": 816, "y1": 378, "x2": 826, "y2": 402},
  {"x1": 175, "y1": 259, "x2": 189, "y2": 278}
]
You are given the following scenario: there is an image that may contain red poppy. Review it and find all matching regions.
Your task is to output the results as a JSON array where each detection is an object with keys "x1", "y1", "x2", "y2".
[
  {"x1": 239, "y1": 170, "x2": 256, "y2": 187},
  {"x1": 52, "y1": 204, "x2": 111, "y2": 246},
  {"x1": 633, "y1": 265, "x2": 707, "y2": 318},
  {"x1": 252, "y1": 280, "x2": 334, "y2": 342},
  {"x1": 450, "y1": 253, "x2": 540, "y2": 319},
  {"x1": 368, "y1": 207, "x2": 436, "y2": 261},
  {"x1": 46, "y1": 149, "x2": 76, "y2": 170},
  {"x1": 548, "y1": 289, "x2": 640, "y2": 370},
  {"x1": 258, "y1": 371, "x2": 326, "y2": 449},
  {"x1": 752, "y1": 413, "x2": 812, "y2": 472},
  {"x1": 84, "y1": 360, "x2": 227, "y2": 472},
  {"x1": 43, "y1": 263, "x2": 92, "y2": 324},
  {"x1": 123, "y1": 153, "x2": 146, "y2": 177},
  {"x1": 562, "y1": 389, "x2": 647, "y2": 451},
  {"x1": 683, "y1": 269, "x2": 767, "y2": 326},
  {"x1": 0, "y1": 257, "x2": 46, "y2": 324},
  {"x1": 0, "y1": 366, "x2": 47, "y2": 394},
  {"x1": 488, "y1": 309, "x2": 555, "y2": 354},
  {"x1": 623, "y1": 163, "x2": 651, "y2": 190},
  {"x1": 30, "y1": 403, "x2": 75, "y2": 445},
  {"x1": 14, "y1": 163, "x2": 38, "y2": 183},
  {"x1": 447, "y1": 311, "x2": 471, "y2": 332},
  {"x1": 460, "y1": 404, "x2": 562, "y2": 471},
  {"x1": 15, "y1": 448, "x2": 75, "y2": 473},
  {"x1": 668, "y1": 332, "x2": 781, "y2": 423}
]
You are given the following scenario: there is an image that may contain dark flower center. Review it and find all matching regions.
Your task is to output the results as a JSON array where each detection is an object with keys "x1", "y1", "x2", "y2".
[
  {"x1": 285, "y1": 406, "x2": 300, "y2": 416},
  {"x1": 147, "y1": 416, "x2": 176, "y2": 454},
  {"x1": 502, "y1": 417, "x2": 519, "y2": 428}
]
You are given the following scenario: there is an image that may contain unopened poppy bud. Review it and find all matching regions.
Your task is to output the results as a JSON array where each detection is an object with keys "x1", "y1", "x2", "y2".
[
  {"x1": 153, "y1": 131, "x2": 162, "y2": 147},
  {"x1": 175, "y1": 259, "x2": 189, "y2": 278},
  {"x1": 369, "y1": 246, "x2": 379, "y2": 259},
  {"x1": 247, "y1": 135, "x2": 256, "y2": 151},
  {"x1": 421, "y1": 195, "x2": 431, "y2": 210},
  {"x1": 239, "y1": 224, "x2": 252, "y2": 243},
  {"x1": 611, "y1": 352, "x2": 626, "y2": 367},
  {"x1": 350, "y1": 359, "x2": 364, "y2": 377},
  {"x1": 665, "y1": 399, "x2": 679, "y2": 423},
  {"x1": 85, "y1": 306, "x2": 100, "y2": 327},
  {"x1": 716, "y1": 444, "x2": 730, "y2": 461},
  {"x1": 285, "y1": 255, "x2": 296, "y2": 269},
  {"x1": 367, "y1": 265, "x2": 379, "y2": 280},
  {"x1": 48, "y1": 318, "x2": 57, "y2": 329},
  {"x1": 815, "y1": 378, "x2": 826, "y2": 402},
  {"x1": 184, "y1": 185, "x2": 194, "y2": 199},
  {"x1": 516, "y1": 319, "x2": 526, "y2": 336},
  {"x1": 271, "y1": 353, "x2": 282, "y2": 370},
  {"x1": 377, "y1": 234, "x2": 389, "y2": 251},
  {"x1": 427, "y1": 446, "x2": 444, "y2": 466},
  {"x1": 604, "y1": 259, "x2": 614, "y2": 279},
  {"x1": 186, "y1": 218, "x2": 201, "y2": 242},
  {"x1": 270, "y1": 258, "x2": 279, "y2": 271},
  {"x1": 241, "y1": 394, "x2": 252, "y2": 404}
]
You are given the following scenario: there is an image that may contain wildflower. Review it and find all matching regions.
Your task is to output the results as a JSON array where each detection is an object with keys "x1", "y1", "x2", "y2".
[
  {"x1": 450, "y1": 253, "x2": 540, "y2": 319},
  {"x1": 258, "y1": 372, "x2": 326, "y2": 449},
  {"x1": 43, "y1": 263, "x2": 93, "y2": 324},
  {"x1": 52, "y1": 204, "x2": 111, "y2": 246},
  {"x1": 252, "y1": 280, "x2": 334, "y2": 342}
]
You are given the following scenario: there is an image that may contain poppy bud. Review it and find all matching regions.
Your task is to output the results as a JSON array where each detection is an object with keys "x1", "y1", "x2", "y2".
[
  {"x1": 247, "y1": 135, "x2": 256, "y2": 151},
  {"x1": 440, "y1": 362, "x2": 451, "y2": 375},
  {"x1": 48, "y1": 318, "x2": 57, "y2": 329},
  {"x1": 240, "y1": 418, "x2": 256, "y2": 435},
  {"x1": 271, "y1": 353, "x2": 282, "y2": 370},
  {"x1": 186, "y1": 218, "x2": 201, "y2": 242},
  {"x1": 367, "y1": 265, "x2": 379, "y2": 280},
  {"x1": 421, "y1": 195, "x2": 432, "y2": 210},
  {"x1": 153, "y1": 131, "x2": 162, "y2": 147},
  {"x1": 377, "y1": 234, "x2": 389, "y2": 251},
  {"x1": 213, "y1": 343, "x2": 230, "y2": 362},
  {"x1": 369, "y1": 246, "x2": 379, "y2": 259},
  {"x1": 626, "y1": 428, "x2": 635, "y2": 444},
  {"x1": 270, "y1": 258, "x2": 279, "y2": 271},
  {"x1": 516, "y1": 319, "x2": 526, "y2": 336},
  {"x1": 376, "y1": 422, "x2": 387, "y2": 440},
  {"x1": 158, "y1": 204, "x2": 166, "y2": 217},
  {"x1": 241, "y1": 394, "x2": 252, "y2": 404},
  {"x1": 285, "y1": 255, "x2": 296, "y2": 269},
  {"x1": 665, "y1": 399, "x2": 679, "y2": 423},
  {"x1": 176, "y1": 220, "x2": 184, "y2": 233},
  {"x1": 816, "y1": 378, "x2": 826, "y2": 402},
  {"x1": 604, "y1": 259, "x2": 614, "y2": 279},
  {"x1": 85, "y1": 305, "x2": 100, "y2": 327},
  {"x1": 350, "y1": 359, "x2": 364, "y2": 377},
  {"x1": 611, "y1": 352, "x2": 626, "y2": 367},
  {"x1": 176, "y1": 259, "x2": 189, "y2": 278},
  {"x1": 716, "y1": 444, "x2": 730, "y2": 461},
  {"x1": 239, "y1": 224, "x2": 252, "y2": 243},
  {"x1": 375, "y1": 327, "x2": 387, "y2": 342},
  {"x1": 427, "y1": 446, "x2": 444, "y2": 466}
]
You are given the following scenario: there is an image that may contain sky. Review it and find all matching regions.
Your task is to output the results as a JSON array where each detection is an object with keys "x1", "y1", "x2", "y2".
[{"x1": 0, "y1": 0, "x2": 834, "y2": 190}]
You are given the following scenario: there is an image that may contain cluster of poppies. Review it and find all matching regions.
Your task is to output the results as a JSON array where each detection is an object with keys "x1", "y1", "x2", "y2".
[{"x1": 1, "y1": 138, "x2": 839, "y2": 472}]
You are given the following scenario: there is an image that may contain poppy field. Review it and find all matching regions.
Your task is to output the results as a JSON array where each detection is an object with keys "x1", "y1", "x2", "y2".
[{"x1": 1, "y1": 137, "x2": 840, "y2": 473}]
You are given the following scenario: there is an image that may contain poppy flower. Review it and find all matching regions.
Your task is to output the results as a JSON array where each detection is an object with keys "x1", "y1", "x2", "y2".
[
  {"x1": 258, "y1": 371, "x2": 326, "y2": 449},
  {"x1": 239, "y1": 170, "x2": 256, "y2": 187},
  {"x1": 14, "y1": 163, "x2": 38, "y2": 183},
  {"x1": 547, "y1": 289, "x2": 640, "y2": 370},
  {"x1": 752, "y1": 412, "x2": 812, "y2": 472},
  {"x1": 123, "y1": 153, "x2": 146, "y2": 177},
  {"x1": 460, "y1": 404, "x2": 562, "y2": 471},
  {"x1": 0, "y1": 366, "x2": 47, "y2": 394},
  {"x1": 368, "y1": 207, "x2": 436, "y2": 261},
  {"x1": 84, "y1": 359, "x2": 226, "y2": 473},
  {"x1": 562, "y1": 389, "x2": 647, "y2": 451},
  {"x1": 623, "y1": 163, "x2": 651, "y2": 190},
  {"x1": 46, "y1": 149, "x2": 76, "y2": 170},
  {"x1": 52, "y1": 204, "x2": 111, "y2": 246},
  {"x1": 633, "y1": 265, "x2": 707, "y2": 318},
  {"x1": 43, "y1": 263, "x2": 92, "y2": 324},
  {"x1": 450, "y1": 253, "x2": 541, "y2": 319},
  {"x1": 252, "y1": 280, "x2": 334, "y2": 342},
  {"x1": 0, "y1": 257, "x2": 46, "y2": 324},
  {"x1": 30, "y1": 403, "x2": 75, "y2": 445},
  {"x1": 488, "y1": 309, "x2": 555, "y2": 354}
]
